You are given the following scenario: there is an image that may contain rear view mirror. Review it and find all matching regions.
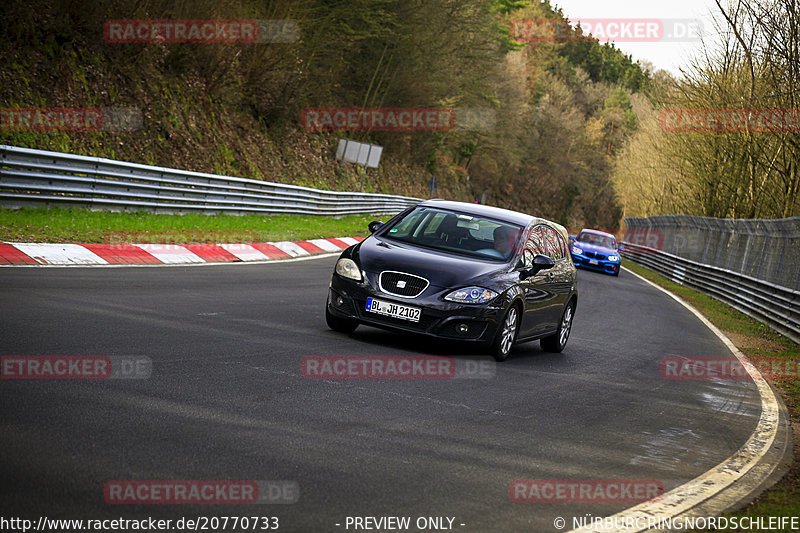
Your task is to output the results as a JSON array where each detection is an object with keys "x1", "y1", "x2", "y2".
[
  {"x1": 520, "y1": 254, "x2": 555, "y2": 280},
  {"x1": 368, "y1": 221, "x2": 384, "y2": 233}
]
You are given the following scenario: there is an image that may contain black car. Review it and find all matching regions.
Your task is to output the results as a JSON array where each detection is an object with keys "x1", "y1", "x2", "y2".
[{"x1": 325, "y1": 200, "x2": 578, "y2": 360}]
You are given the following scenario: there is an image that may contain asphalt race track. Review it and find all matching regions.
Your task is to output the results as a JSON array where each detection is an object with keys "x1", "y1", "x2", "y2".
[{"x1": 0, "y1": 257, "x2": 763, "y2": 532}]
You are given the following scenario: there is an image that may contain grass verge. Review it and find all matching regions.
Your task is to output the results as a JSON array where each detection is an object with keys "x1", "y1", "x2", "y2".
[
  {"x1": 0, "y1": 207, "x2": 380, "y2": 243},
  {"x1": 622, "y1": 259, "x2": 799, "y2": 531}
]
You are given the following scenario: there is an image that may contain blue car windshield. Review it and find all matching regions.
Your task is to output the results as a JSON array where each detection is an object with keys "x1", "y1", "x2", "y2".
[
  {"x1": 382, "y1": 207, "x2": 524, "y2": 261},
  {"x1": 577, "y1": 232, "x2": 617, "y2": 249}
]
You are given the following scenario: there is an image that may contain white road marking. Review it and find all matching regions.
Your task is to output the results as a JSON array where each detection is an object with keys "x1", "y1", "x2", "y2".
[{"x1": 568, "y1": 267, "x2": 782, "y2": 533}]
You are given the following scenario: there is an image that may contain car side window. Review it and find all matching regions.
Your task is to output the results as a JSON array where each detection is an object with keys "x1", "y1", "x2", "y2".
[
  {"x1": 543, "y1": 227, "x2": 566, "y2": 260},
  {"x1": 556, "y1": 233, "x2": 567, "y2": 259},
  {"x1": 521, "y1": 226, "x2": 546, "y2": 267}
]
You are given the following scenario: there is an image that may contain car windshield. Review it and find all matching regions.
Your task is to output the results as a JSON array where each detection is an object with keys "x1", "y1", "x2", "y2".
[
  {"x1": 382, "y1": 207, "x2": 524, "y2": 261},
  {"x1": 577, "y1": 232, "x2": 617, "y2": 249}
]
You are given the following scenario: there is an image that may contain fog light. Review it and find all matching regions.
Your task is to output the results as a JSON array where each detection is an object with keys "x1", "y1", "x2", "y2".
[
  {"x1": 458, "y1": 324, "x2": 469, "y2": 334},
  {"x1": 335, "y1": 296, "x2": 344, "y2": 307}
]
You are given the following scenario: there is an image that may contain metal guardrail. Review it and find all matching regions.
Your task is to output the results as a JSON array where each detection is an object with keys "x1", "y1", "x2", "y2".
[
  {"x1": 621, "y1": 241, "x2": 800, "y2": 344},
  {"x1": 0, "y1": 145, "x2": 422, "y2": 216},
  {"x1": 624, "y1": 215, "x2": 800, "y2": 291}
]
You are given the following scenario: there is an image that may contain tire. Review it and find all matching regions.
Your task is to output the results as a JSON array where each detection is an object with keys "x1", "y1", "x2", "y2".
[
  {"x1": 612, "y1": 269, "x2": 620, "y2": 277},
  {"x1": 540, "y1": 301, "x2": 575, "y2": 353},
  {"x1": 491, "y1": 305, "x2": 520, "y2": 361},
  {"x1": 326, "y1": 306, "x2": 358, "y2": 334}
]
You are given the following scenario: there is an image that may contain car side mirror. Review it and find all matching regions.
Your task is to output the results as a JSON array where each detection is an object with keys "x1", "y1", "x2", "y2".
[
  {"x1": 368, "y1": 221, "x2": 384, "y2": 233},
  {"x1": 519, "y1": 254, "x2": 555, "y2": 280},
  {"x1": 569, "y1": 235, "x2": 576, "y2": 244},
  {"x1": 618, "y1": 244, "x2": 625, "y2": 252}
]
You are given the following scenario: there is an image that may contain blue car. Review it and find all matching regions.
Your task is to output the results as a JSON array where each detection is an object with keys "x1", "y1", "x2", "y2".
[{"x1": 569, "y1": 229, "x2": 622, "y2": 276}]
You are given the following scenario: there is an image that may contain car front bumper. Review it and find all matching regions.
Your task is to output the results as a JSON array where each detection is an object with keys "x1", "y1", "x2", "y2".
[
  {"x1": 327, "y1": 273, "x2": 506, "y2": 343},
  {"x1": 570, "y1": 254, "x2": 620, "y2": 275}
]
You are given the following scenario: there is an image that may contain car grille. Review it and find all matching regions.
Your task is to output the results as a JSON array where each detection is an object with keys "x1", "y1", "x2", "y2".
[
  {"x1": 379, "y1": 271, "x2": 429, "y2": 298},
  {"x1": 585, "y1": 252, "x2": 606, "y2": 260}
]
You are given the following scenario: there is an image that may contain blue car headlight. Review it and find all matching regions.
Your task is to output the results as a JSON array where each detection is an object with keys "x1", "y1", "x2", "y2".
[
  {"x1": 607, "y1": 255, "x2": 620, "y2": 262},
  {"x1": 571, "y1": 246, "x2": 583, "y2": 255},
  {"x1": 444, "y1": 287, "x2": 498, "y2": 304}
]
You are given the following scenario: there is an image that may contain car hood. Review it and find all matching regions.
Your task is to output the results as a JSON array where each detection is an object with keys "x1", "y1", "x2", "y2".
[
  {"x1": 574, "y1": 241, "x2": 618, "y2": 255},
  {"x1": 354, "y1": 236, "x2": 507, "y2": 287}
]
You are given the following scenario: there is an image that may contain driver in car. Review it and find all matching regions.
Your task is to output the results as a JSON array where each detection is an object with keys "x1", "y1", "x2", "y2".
[{"x1": 493, "y1": 226, "x2": 517, "y2": 258}]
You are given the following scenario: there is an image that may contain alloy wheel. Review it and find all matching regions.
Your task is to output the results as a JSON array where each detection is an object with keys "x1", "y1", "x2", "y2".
[
  {"x1": 559, "y1": 305, "x2": 573, "y2": 347},
  {"x1": 500, "y1": 307, "x2": 518, "y2": 355}
]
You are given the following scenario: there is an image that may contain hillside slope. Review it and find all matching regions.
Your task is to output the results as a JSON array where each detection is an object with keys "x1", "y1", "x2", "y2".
[{"x1": 1, "y1": 0, "x2": 649, "y2": 228}]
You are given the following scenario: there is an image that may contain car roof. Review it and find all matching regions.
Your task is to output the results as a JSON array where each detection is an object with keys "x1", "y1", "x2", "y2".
[
  {"x1": 578, "y1": 228, "x2": 617, "y2": 239},
  {"x1": 418, "y1": 199, "x2": 537, "y2": 227}
]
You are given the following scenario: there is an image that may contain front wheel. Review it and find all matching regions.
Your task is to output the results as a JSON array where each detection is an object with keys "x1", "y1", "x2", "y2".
[
  {"x1": 491, "y1": 305, "x2": 520, "y2": 361},
  {"x1": 541, "y1": 301, "x2": 575, "y2": 353},
  {"x1": 326, "y1": 307, "x2": 358, "y2": 334}
]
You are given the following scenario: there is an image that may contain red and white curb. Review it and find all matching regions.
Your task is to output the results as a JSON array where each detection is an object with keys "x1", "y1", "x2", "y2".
[{"x1": 0, "y1": 237, "x2": 363, "y2": 266}]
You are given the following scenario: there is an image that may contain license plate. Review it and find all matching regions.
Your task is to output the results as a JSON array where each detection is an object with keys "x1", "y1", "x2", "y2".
[
  {"x1": 366, "y1": 298, "x2": 421, "y2": 322},
  {"x1": 589, "y1": 259, "x2": 599, "y2": 265}
]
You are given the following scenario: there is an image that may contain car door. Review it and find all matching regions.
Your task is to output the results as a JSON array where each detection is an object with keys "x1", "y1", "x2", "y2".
[
  {"x1": 517, "y1": 225, "x2": 561, "y2": 338},
  {"x1": 540, "y1": 225, "x2": 572, "y2": 331}
]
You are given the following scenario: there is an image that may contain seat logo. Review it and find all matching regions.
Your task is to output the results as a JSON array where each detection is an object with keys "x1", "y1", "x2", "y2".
[{"x1": 397, "y1": 280, "x2": 407, "y2": 289}]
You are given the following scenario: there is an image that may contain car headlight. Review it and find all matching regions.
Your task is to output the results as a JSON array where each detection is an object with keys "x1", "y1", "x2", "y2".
[
  {"x1": 335, "y1": 258, "x2": 362, "y2": 281},
  {"x1": 444, "y1": 287, "x2": 498, "y2": 304},
  {"x1": 607, "y1": 255, "x2": 619, "y2": 262},
  {"x1": 571, "y1": 246, "x2": 583, "y2": 255}
]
